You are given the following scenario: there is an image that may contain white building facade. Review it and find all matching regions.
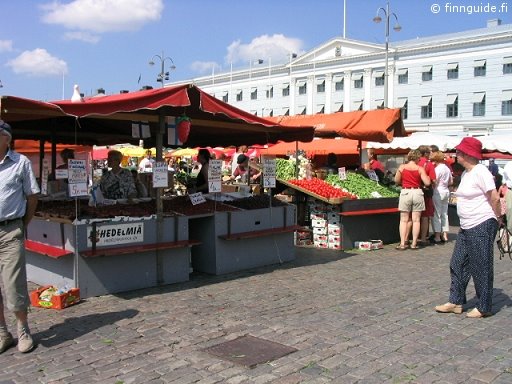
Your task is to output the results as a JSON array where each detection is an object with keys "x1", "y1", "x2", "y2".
[{"x1": 172, "y1": 19, "x2": 512, "y2": 136}]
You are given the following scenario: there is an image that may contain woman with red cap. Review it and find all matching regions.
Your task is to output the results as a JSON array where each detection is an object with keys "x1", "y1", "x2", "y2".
[{"x1": 435, "y1": 137, "x2": 501, "y2": 318}]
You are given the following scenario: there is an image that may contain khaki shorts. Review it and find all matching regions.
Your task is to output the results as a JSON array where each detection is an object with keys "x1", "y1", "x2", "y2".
[
  {"x1": 398, "y1": 188, "x2": 425, "y2": 212},
  {"x1": 0, "y1": 220, "x2": 29, "y2": 312}
]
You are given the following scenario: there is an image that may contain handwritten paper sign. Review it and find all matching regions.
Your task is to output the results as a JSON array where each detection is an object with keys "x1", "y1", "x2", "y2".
[
  {"x1": 262, "y1": 157, "x2": 276, "y2": 188},
  {"x1": 366, "y1": 169, "x2": 379, "y2": 182},
  {"x1": 338, "y1": 167, "x2": 347, "y2": 180},
  {"x1": 55, "y1": 169, "x2": 69, "y2": 180},
  {"x1": 68, "y1": 159, "x2": 88, "y2": 197},
  {"x1": 152, "y1": 161, "x2": 168, "y2": 188},
  {"x1": 41, "y1": 159, "x2": 49, "y2": 195},
  {"x1": 189, "y1": 192, "x2": 206, "y2": 205},
  {"x1": 208, "y1": 160, "x2": 222, "y2": 193}
]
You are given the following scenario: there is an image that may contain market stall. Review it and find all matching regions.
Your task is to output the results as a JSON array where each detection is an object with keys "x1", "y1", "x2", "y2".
[
  {"x1": 1, "y1": 86, "x2": 315, "y2": 297},
  {"x1": 267, "y1": 109, "x2": 406, "y2": 250}
]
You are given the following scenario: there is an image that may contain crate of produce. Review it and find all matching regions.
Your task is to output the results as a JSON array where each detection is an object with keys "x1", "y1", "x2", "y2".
[{"x1": 30, "y1": 286, "x2": 80, "y2": 310}]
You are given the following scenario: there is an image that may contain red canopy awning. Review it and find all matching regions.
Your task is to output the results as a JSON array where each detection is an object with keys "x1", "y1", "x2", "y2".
[
  {"x1": 12, "y1": 140, "x2": 91, "y2": 154},
  {"x1": 267, "y1": 109, "x2": 406, "y2": 143},
  {"x1": 1, "y1": 85, "x2": 314, "y2": 147},
  {"x1": 262, "y1": 138, "x2": 364, "y2": 156}
]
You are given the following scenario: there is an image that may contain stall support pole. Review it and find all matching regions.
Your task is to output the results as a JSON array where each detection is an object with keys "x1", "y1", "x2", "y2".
[{"x1": 155, "y1": 111, "x2": 165, "y2": 285}]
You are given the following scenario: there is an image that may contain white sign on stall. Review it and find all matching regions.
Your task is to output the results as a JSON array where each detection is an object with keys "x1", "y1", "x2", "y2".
[
  {"x1": 87, "y1": 222, "x2": 144, "y2": 247},
  {"x1": 263, "y1": 157, "x2": 276, "y2": 188},
  {"x1": 338, "y1": 167, "x2": 347, "y2": 180},
  {"x1": 41, "y1": 159, "x2": 49, "y2": 195},
  {"x1": 208, "y1": 159, "x2": 222, "y2": 193},
  {"x1": 55, "y1": 169, "x2": 68, "y2": 180},
  {"x1": 366, "y1": 169, "x2": 379, "y2": 182},
  {"x1": 152, "y1": 161, "x2": 168, "y2": 188},
  {"x1": 189, "y1": 192, "x2": 206, "y2": 205},
  {"x1": 68, "y1": 159, "x2": 88, "y2": 197}
]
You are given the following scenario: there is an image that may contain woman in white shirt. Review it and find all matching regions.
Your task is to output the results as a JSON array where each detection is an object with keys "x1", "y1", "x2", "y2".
[
  {"x1": 430, "y1": 151, "x2": 453, "y2": 244},
  {"x1": 435, "y1": 137, "x2": 501, "y2": 318}
]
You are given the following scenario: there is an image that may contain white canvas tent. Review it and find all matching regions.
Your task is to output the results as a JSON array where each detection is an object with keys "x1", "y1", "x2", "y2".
[{"x1": 366, "y1": 132, "x2": 461, "y2": 152}]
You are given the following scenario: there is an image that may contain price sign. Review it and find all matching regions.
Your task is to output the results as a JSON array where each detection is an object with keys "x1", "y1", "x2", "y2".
[
  {"x1": 67, "y1": 159, "x2": 88, "y2": 197},
  {"x1": 69, "y1": 182, "x2": 89, "y2": 197},
  {"x1": 68, "y1": 159, "x2": 87, "y2": 183},
  {"x1": 263, "y1": 157, "x2": 276, "y2": 188},
  {"x1": 366, "y1": 169, "x2": 379, "y2": 182},
  {"x1": 152, "y1": 162, "x2": 168, "y2": 188},
  {"x1": 338, "y1": 167, "x2": 347, "y2": 180},
  {"x1": 55, "y1": 169, "x2": 68, "y2": 180},
  {"x1": 41, "y1": 159, "x2": 49, "y2": 195},
  {"x1": 189, "y1": 192, "x2": 206, "y2": 205},
  {"x1": 208, "y1": 160, "x2": 222, "y2": 193}
]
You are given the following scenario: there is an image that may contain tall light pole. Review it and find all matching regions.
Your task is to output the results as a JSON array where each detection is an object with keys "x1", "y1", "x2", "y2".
[
  {"x1": 373, "y1": 1, "x2": 401, "y2": 108},
  {"x1": 149, "y1": 51, "x2": 176, "y2": 88}
]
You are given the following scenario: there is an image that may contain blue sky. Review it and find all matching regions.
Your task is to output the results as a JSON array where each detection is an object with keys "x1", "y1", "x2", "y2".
[{"x1": 1, "y1": 0, "x2": 510, "y2": 101}]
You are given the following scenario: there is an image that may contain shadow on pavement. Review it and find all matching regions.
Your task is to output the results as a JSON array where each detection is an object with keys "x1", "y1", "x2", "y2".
[
  {"x1": 465, "y1": 288, "x2": 511, "y2": 315},
  {"x1": 114, "y1": 247, "x2": 358, "y2": 301},
  {"x1": 34, "y1": 309, "x2": 138, "y2": 348}
]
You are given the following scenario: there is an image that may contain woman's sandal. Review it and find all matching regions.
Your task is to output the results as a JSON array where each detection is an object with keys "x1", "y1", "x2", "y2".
[{"x1": 395, "y1": 244, "x2": 408, "y2": 250}]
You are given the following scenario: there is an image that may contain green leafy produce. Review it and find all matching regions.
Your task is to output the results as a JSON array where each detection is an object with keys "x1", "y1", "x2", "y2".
[
  {"x1": 276, "y1": 158, "x2": 296, "y2": 181},
  {"x1": 325, "y1": 172, "x2": 399, "y2": 199}
]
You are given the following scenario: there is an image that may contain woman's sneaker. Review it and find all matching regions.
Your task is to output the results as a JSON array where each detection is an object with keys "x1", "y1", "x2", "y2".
[{"x1": 0, "y1": 332, "x2": 14, "y2": 353}]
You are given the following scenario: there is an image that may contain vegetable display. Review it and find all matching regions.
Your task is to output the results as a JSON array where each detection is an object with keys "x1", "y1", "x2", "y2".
[
  {"x1": 276, "y1": 158, "x2": 296, "y2": 181},
  {"x1": 287, "y1": 178, "x2": 357, "y2": 201},
  {"x1": 324, "y1": 173, "x2": 399, "y2": 199}
]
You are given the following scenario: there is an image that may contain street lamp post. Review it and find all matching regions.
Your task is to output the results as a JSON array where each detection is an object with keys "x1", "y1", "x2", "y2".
[
  {"x1": 149, "y1": 51, "x2": 176, "y2": 88},
  {"x1": 373, "y1": 1, "x2": 401, "y2": 108}
]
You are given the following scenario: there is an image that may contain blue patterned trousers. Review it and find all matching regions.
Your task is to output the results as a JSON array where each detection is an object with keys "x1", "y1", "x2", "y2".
[{"x1": 449, "y1": 218, "x2": 498, "y2": 313}]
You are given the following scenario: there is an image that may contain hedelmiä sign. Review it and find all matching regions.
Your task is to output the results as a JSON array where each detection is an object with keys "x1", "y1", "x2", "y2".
[{"x1": 87, "y1": 222, "x2": 144, "y2": 247}]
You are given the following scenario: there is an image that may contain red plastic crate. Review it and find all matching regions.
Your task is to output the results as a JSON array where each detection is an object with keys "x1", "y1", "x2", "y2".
[{"x1": 30, "y1": 286, "x2": 80, "y2": 310}]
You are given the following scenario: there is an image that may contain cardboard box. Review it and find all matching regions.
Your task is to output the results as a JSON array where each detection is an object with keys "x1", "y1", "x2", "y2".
[
  {"x1": 30, "y1": 286, "x2": 80, "y2": 310},
  {"x1": 371, "y1": 240, "x2": 384, "y2": 250},
  {"x1": 313, "y1": 226, "x2": 328, "y2": 235},
  {"x1": 328, "y1": 243, "x2": 342, "y2": 250},
  {"x1": 310, "y1": 213, "x2": 327, "y2": 220},
  {"x1": 327, "y1": 225, "x2": 341, "y2": 235},
  {"x1": 313, "y1": 234, "x2": 328, "y2": 242},
  {"x1": 328, "y1": 235, "x2": 342, "y2": 244},
  {"x1": 354, "y1": 241, "x2": 372, "y2": 251},
  {"x1": 313, "y1": 240, "x2": 328, "y2": 249},
  {"x1": 311, "y1": 219, "x2": 327, "y2": 228}
]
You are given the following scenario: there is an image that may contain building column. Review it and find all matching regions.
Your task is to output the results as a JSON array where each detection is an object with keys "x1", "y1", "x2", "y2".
[
  {"x1": 289, "y1": 77, "x2": 296, "y2": 115},
  {"x1": 307, "y1": 75, "x2": 314, "y2": 115},
  {"x1": 364, "y1": 68, "x2": 372, "y2": 110},
  {"x1": 344, "y1": 71, "x2": 352, "y2": 111},
  {"x1": 387, "y1": 64, "x2": 395, "y2": 108},
  {"x1": 324, "y1": 73, "x2": 333, "y2": 114}
]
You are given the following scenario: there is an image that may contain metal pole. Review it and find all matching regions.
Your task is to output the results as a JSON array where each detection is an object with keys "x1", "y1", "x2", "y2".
[{"x1": 384, "y1": 1, "x2": 390, "y2": 108}]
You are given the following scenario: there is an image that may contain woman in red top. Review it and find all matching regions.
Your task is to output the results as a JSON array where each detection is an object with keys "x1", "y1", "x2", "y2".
[{"x1": 395, "y1": 150, "x2": 431, "y2": 249}]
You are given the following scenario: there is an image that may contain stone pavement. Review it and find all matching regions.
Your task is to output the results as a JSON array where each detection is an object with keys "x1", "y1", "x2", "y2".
[{"x1": 1, "y1": 227, "x2": 512, "y2": 384}]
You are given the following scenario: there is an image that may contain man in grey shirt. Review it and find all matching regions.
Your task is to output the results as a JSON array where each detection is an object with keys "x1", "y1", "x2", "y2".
[{"x1": 0, "y1": 121, "x2": 40, "y2": 354}]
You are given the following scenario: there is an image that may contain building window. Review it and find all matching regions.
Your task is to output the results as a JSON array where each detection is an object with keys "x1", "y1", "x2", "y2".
[
  {"x1": 472, "y1": 92, "x2": 486, "y2": 116},
  {"x1": 297, "y1": 81, "x2": 307, "y2": 95},
  {"x1": 282, "y1": 84, "x2": 290, "y2": 97},
  {"x1": 268, "y1": 109, "x2": 274, "y2": 117},
  {"x1": 222, "y1": 93, "x2": 228, "y2": 103},
  {"x1": 335, "y1": 103, "x2": 344, "y2": 112},
  {"x1": 299, "y1": 106, "x2": 307, "y2": 115},
  {"x1": 250, "y1": 88, "x2": 257, "y2": 100},
  {"x1": 374, "y1": 100, "x2": 384, "y2": 109},
  {"x1": 353, "y1": 74, "x2": 364, "y2": 89},
  {"x1": 421, "y1": 96, "x2": 432, "y2": 119},
  {"x1": 374, "y1": 71, "x2": 384, "y2": 86},
  {"x1": 446, "y1": 95, "x2": 458, "y2": 117},
  {"x1": 397, "y1": 99, "x2": 408, "y2": 119},
  {"x1": 447, "y1": 63, "x2": 459, "y2": 79},
  {"x1": 266, "y1": 86, "x2": 273, "y2": 99},
  {"x1": 501, "y1": 90, "x2": 512, "y2": 115},
  {"x1": 316, "y1": 105, "x2": 325, "y2": 114},
  {"x1": 283, "y1": 108, "x2": 290, "y2": 116},
  {"x1": 474, "y1": 60, "x2": 486, "y2": 77},
  {"x1": 316, "y1": 79, "x2": 325, "y2": 93},
  {"x1": 503, "y1": 57, "x2": 512, "y2": 74},
  {"x1": 397, "y1": 69, "x2": 408, "y2": 84},
  {"x1": 422, "y1": 66, "x2": 433, "y2": 81},
  {"x1": 334, "y1": 77, "x2": 344, "y2": 91},
  {"x1": 236, "y1": 90, "x2": 243, "y2": 102}
]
